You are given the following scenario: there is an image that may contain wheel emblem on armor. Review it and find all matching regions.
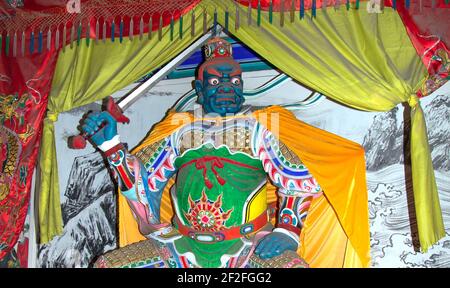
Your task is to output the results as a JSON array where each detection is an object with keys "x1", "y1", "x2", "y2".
[
  {"x1": 279, "y1": 208, "x2": 298, "y2": 226},
  {"x1": 184, "y1": 190, "x2": 233, "y2": 231}
]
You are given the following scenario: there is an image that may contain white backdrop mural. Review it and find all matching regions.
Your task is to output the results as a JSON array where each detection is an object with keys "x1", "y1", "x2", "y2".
[{"x1": 36, "y1": 68, "x2": 450, "y2": 268}]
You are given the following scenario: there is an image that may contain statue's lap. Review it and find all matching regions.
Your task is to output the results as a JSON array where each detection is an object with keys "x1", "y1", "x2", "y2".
[{"x1": 94, "y1": 235, "x2": 308, "y2": 268}]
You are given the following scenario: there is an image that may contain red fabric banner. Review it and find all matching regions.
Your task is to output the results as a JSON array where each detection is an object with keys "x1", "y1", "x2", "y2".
[
  {"x1": 0, "y1": 42, "x2": 58, "y2": 260},
  {"x1": 390, "y1": 0, "x2": 450, "y2": 96},
  {"x1": 0, "y1": 0, "x2": 200, "y2": 38}
]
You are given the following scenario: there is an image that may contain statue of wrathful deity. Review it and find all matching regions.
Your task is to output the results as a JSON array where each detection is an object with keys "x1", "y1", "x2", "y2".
[{"x1": 81, "y1": 37, "x2": 370, "y2": 268}]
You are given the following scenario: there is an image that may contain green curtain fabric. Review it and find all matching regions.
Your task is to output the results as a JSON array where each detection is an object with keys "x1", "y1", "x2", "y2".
[
  {"x1": 203, "y1": 0, "x2": 444, "y2": 252},
  {"x1": 39, "y1": 13, "x2": 210, "y2": 243}
]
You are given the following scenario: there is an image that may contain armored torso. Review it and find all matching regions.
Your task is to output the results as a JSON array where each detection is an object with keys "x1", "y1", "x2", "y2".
[{"x1": 128, "y1": 107, "x2": 321, "y2": 267}]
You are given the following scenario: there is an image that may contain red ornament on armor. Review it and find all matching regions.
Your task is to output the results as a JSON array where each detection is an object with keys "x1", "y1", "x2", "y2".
[{"x1": 184, "y1": 190, "x2": 233, "y2": 232}]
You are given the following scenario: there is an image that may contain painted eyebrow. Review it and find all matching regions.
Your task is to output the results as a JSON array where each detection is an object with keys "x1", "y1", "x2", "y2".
[{"x1": 206, "y1": 68, "x2": 222, "y2": 77}]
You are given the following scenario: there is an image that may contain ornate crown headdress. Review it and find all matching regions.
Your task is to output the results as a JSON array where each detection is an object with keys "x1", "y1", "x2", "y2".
[
  {"x1": 197, "y1": 37, "x2": 239, "y2": 80},
  {"x1": 203, "y1": 37, "x2": 233, "y2": 61}
]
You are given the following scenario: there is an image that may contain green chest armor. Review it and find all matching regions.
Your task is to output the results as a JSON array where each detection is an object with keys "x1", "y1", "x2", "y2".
[{"x1": 172, "y1": 144, "x2": 269, "y2": 267}]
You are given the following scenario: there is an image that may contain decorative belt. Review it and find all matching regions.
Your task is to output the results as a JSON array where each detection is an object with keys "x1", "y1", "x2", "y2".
[{"x1": 175, "y1": 211, "x2": 268, "y2": 243}]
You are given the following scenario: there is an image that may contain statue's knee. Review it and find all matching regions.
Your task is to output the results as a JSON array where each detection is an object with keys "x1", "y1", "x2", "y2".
[
  {"x1": 250, "y1": 250, "x2": 309, "y2": 268},
  {"x1": 93, "y1": 239, "x2": 169, "y2": 268}
]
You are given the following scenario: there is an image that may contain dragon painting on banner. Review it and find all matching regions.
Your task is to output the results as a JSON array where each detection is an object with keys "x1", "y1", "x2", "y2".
[
  {"x1": 0, "y1": 89, "x2": 39, "y2": 267},
  {"x1": 0, "y1": 41, "x2": 59, "y2": 264}
]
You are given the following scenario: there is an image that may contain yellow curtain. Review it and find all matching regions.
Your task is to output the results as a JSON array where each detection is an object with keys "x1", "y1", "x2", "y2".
[
  {"x1": 38, "y1": 13, "x2": 209, "y2": 243},
  {"x1": 204, "y1": 0, "x2": 445, "y2": 253}
]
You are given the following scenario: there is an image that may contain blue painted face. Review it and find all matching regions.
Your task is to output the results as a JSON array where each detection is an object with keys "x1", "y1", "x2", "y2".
[{"x1": 195, "y1": 60, "x2": 245, "y2": 116}]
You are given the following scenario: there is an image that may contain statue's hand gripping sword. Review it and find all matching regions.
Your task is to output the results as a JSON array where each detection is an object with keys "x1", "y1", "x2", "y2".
[{"x1": 68, "y1": 96, "x2": 129, "y2": 149}]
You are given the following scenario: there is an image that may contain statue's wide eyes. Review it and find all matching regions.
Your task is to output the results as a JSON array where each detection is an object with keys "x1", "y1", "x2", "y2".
[
  {"x1": 231, "y1": 77, "x2": 241, "y2": 85},
  {"x1": 208, "y1": 77, "x2": 220, "y2": 86}
]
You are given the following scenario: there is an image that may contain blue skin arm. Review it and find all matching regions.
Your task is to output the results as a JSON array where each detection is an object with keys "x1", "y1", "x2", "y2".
[
  {"x1": 81, "y1": 111, "x2": 138, "y2": 193},
  {"x1": 81, "y1": 111, "x2": 176, "y2": 235}
]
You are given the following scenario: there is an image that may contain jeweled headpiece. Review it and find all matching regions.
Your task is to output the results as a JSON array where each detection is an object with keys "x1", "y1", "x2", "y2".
[
  {"x1": 197, "y1": 37, "x2": 239, "y2": 80},
  {"x1": 203, "y1": 37, "x2": 233, "y2": 60}
]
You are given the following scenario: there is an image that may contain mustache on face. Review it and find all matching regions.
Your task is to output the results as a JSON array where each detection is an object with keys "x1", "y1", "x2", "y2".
[
  {"x1": 213, "y1": 95, "x2": 244, "y2": 107},
  {"x1": 215, "y1": 96, "x2": 236, "y2": 103}
]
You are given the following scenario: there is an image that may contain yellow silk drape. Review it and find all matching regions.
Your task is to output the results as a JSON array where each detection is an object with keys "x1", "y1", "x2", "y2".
[
  {"x1": 38, "y1": 13, "x2": 208, "y2": 243},
  {"x1": 254, "y1": 106, "x2": 369, "y2": 267},
  {"x1": 204, "y1": 0, "x2": 444, "y2": 252}
]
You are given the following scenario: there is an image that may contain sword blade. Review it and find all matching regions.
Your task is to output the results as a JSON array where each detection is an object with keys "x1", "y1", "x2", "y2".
[{"x1": 117, "y1": 29, "x2": 218, "y2": 111}]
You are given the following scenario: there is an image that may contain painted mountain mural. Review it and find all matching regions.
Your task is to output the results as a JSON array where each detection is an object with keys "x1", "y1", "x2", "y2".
[
  {"x1": 38, "y1": 153, "x2": 116, "y2": 268},
  {"x1": 363, "y1": 94, "x2": 450, "y2": 172}
]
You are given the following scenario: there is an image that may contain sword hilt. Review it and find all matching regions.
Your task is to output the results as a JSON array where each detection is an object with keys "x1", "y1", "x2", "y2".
[{"x1": 68, "y1": 96, "x2": 129, "y2": 149}]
